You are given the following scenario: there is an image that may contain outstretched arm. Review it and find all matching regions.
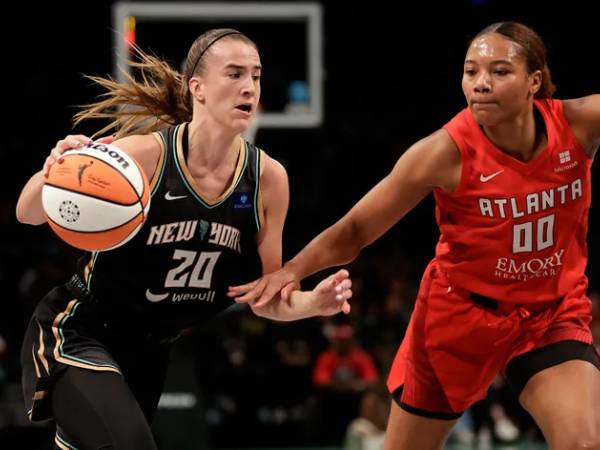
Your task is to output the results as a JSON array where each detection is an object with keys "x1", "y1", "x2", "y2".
[{"x1": 230, "y1": 128, "x2": 461, "y2": 307}]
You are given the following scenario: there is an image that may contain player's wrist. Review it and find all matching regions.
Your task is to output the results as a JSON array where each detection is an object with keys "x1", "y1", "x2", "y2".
[{"x1": 282, "y1": 260, "x2": 303, "y2": 283}]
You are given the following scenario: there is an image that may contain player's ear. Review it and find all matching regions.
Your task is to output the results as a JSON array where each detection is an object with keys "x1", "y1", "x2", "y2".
[
  {"x1": 529, "y1": 69, "x2": 542, "y2": 97},
  {"x1": 189, "y1": 77, "x2": 205, "y2": 103}
]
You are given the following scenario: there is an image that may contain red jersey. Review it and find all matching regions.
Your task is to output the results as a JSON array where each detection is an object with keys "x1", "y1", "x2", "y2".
[{"x1": 435, "y1": 99, "x2": 592, "y2": 302}]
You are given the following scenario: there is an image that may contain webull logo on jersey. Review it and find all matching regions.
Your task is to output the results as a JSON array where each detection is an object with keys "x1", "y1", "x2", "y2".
[
  {"x1": 145, "y1": 288, "x2": 216, "y2": 303},
  {"x1": 146, "y1": 220, "x2": 241, "y2": 253},
  {"x1": 172, "y1": 290, "x2": 216, "y2": 303},
  {"x1": 494, "y1": 249, "x2": 565, "y2": 281}
]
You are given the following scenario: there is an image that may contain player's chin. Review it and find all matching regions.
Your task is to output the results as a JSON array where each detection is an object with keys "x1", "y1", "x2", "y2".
[
  {"x1": 471, "y1": 110, "x2": 503, "y2": 127},
  {"x1": 230, "y1": 118, "x2": 252, "y2": 134}
]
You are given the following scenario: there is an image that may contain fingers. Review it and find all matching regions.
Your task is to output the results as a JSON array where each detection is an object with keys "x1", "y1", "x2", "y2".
[
  {"x1": 253, "y1": 284, "x2": 283, "y2": 308},
  {"x1": 96, "y1": 135, "x2": 114, "y2": 144},
  {"x1": 333, "y1": 276, "x2": 352, "y2": 315},
  {"x1": 329, "y1": 276, "x2": 351, "y2": 297},
  {"x1": 281, "y1": 282, "x2": 297, "y2": 302},
  {"x1": 337, "y1": 278, "x2": 352, "y2": 291},
  {"x1": 322, "y1": 269, "x2": 351, "y2": 294},
  {"x1": 334, "y1": 279, "x2": 352, "y2": 302},
  {"x1": 227, "y1": 280, "x2": 258, "y2": 297},
  {"x1": 231, "y1": 280, "x2": 265, "y2": 304},
  {"x1": 56, "y1": 135, "x2": 93, "y2": 153},
  {"x1": 341, "y1": 301, "x2": 351, "y2": 314},
  {"x1": 43, "y1": 134, "x2": 93, "y2": 177},
  {"x1": 42, "y1": 156, "x2": 55, "y2": 178},
  {"x1": 231, "y1": 270, "x2": 297, "y2": 308},
  {"x1": 331, "y1": 268, "x2": 350, "y2": 285}
]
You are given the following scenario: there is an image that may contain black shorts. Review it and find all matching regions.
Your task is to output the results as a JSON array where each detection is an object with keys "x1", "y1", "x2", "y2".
[
  {"x1": 21, "y1": 282, "x2": 172, "y2": 422},
  {"x1": 505, "y1": 339, "x2": 600, "y2": 394}
]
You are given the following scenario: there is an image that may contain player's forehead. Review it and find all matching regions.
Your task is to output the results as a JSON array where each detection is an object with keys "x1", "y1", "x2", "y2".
[
  {"x1": 207, "y1": 39, "x2": 261, "y2": 69},
  {"x1": 465, "y1": 33, "x2": 523, "y2": 65}
]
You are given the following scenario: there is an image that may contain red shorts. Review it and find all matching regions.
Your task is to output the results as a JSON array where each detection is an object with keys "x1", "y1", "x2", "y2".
[{"x1": 387, "y1": 259, "x2": 593, "y2": 416}]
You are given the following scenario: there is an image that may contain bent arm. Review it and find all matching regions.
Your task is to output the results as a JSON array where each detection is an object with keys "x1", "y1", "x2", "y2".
[
  {"x1": 16, "y1": 134, "x2": 161, "y2": 225},
  {"x1": 250, "y1": 152, "x2": 295, "y2": 319},
  {"x1": 16, "y1": 171, "x2": 47, "y2": 225},
  {"x1": 17, "y1": 134, "x2": 93, "y2": 225}
]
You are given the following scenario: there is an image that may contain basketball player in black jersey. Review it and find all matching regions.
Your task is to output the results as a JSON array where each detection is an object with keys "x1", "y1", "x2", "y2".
[{"x1": 16, "y1": 29, "x2": 352, "y2": 450}]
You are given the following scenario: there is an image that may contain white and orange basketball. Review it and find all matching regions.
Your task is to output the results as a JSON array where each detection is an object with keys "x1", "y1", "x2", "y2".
[{"x1": 42, "y1": 142, "x2": 150, "y2": 251}]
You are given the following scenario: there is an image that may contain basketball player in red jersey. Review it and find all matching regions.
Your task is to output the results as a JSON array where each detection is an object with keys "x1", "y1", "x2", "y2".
[{"x1": 230, "y1": 22, "x2": 600, "y2": 449}]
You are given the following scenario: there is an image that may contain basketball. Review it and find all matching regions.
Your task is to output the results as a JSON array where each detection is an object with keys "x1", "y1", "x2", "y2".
[{"x1": 42, "y1": 142, "x2": 150, "y2": 251}]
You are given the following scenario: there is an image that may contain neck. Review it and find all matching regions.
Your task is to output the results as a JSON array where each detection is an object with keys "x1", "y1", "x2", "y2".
[
  {"x1": 187, "y1": 115, "x2": 241, "y2": 169},
  {"x1": 482, "y1": 107, "x2": 542, "y2": 162}
]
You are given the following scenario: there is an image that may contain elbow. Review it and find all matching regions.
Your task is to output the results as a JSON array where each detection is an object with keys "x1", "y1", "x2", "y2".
[
  {"x1": 340, "y1": 219, "x2": 364, "y2": 263},
  {"x1": 15, "y1": 204, "x2": 28, "y2": 224},
  {"x1": 15, "y1": 204, "x2": 45, "y2": 226}
]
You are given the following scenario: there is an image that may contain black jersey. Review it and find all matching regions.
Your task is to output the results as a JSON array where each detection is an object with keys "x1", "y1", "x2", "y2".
[{"x1": 75, "y1": 123, "x2": 263, "y2": 332}]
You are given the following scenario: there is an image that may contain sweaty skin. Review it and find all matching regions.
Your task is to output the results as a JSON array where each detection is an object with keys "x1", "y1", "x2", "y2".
[{"x1": 470, "y1": 35, "x2": 520, "y2": 60}]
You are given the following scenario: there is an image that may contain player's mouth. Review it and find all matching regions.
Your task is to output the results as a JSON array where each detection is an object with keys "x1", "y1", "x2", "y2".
[
  {"x1": 470, "y1": 100, "x2": 497, "y2": 108},
  {"x1": 235, "y1": 103, "x2": 253, "y2": 116}
]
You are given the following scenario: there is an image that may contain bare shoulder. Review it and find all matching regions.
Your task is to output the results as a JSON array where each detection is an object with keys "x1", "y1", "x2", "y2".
[
  {"x1": 562, "y1": 95, "x2": 600, "y2": 115},
  {"x1": 256, "y1": 151, "x2": 289, "y2": 219},
  {"x1": 112, "y1": 134, "x2": 161, "y2": 156},
  {"x1": 562, "y1": 95, "x2": 600, "y2": 154},
  {"x1": 259, "y1": 151, "x2": 289, "y2": 188},
  {"x1": 562, "y1": 95, "x2": 600, "y2": 127},
  {"x1": 112, "y1": 134, "x2": 162, "y2": 180},
  {"x1": 397, "y1": 128, "x2": 461, "y2": 192}
]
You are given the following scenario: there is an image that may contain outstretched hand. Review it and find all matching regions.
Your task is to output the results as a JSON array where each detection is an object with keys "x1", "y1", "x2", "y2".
[
  {"x1": 228, "y1": 266, "x2": 299, "y2": 308},
  {"x1": 228, "y1": 268, "x2": 352, "y2": 317}
]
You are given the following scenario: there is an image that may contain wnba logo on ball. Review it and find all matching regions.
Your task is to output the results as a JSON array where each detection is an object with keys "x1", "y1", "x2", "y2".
[{"x1": 78, "y1": 161, "x2": 94, "y2": 186}]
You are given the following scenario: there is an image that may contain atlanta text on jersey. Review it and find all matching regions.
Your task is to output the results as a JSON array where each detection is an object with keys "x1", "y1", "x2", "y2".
[{"x1": 479, "y1": 178, "x2": 583, "y2": 219}]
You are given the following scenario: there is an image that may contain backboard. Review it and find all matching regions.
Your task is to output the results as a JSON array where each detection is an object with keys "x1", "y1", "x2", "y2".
[{"x1": 112, "y1": 2, "x2": 324, "y2": 129}]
